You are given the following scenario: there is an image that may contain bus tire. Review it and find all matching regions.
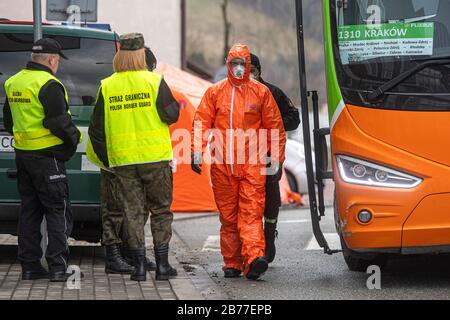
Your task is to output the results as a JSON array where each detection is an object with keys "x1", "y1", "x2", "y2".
[
  {"x1": 340, "y1": 235, "x2": 387, "y2": 272},
  {"x1": 340, "y1": 235, "x2": 371, "y2": 272}
]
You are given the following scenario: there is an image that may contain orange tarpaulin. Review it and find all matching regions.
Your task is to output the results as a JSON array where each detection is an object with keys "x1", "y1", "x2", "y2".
[
  {"x1": 155, "y1": 63, "x2": 211, "y2": 108},
  {"x1": 156, "y1": 63, "x2": 217, "y2": 212},
  {"x1": 155, "y1": 63, "x2": 302, "y2": 212},
  {"x1": 169, "y1": 90, "x2": 218, "y2": 212}
]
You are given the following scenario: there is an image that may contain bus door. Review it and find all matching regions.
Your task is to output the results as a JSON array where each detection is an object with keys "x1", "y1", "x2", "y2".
[{"x1": 295, "y1": 0, "x2": 341, "y2": 255}]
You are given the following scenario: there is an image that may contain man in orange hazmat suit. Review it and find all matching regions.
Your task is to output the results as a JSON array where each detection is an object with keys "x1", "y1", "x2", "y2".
[{"x1": 191, "y1": 43, "x2": 286, "y2": 280}]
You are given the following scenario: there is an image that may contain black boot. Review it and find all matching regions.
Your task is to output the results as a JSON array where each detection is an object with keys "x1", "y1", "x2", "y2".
[
  {"x1": 50, "y1": 269, "x2": 85, "y2": 282},
  {"x1": 224, "y1": 268, "x2": 242, "y2": 278},
  {"x1": 154, "y1": 245, "x2": 178, "y2": 281},
  {"x1": 246, "y1": 257, "x2": 269, "y2": 280},
  {"x1": 105, "y1": 244, "x2": 135, "y2": 274},
  {"x1": 122, "y1": 243, "x2": 157, "y2": 271},
  {"x1": 129, "y1": 248, "x2": 147, "y2": 282},
  {"x1": 264, "y1": 221, "x2": 278, "y2": 263},
  {"x1": 22, "y1": 264, "x2": 49, "y2": 281}
]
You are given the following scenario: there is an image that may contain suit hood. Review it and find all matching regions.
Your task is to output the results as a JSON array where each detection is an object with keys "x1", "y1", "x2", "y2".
[{"x1": 226, "y1": 43, "x2": 251, "y2": 87}]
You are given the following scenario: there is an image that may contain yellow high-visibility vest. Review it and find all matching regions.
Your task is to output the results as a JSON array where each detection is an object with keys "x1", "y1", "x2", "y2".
[
  {"x1": 87, "y1": 70, "x2": 173, "y2": 168},
  {"x1": 5, "y1": 69, "x2": 70, "y2": 151}
]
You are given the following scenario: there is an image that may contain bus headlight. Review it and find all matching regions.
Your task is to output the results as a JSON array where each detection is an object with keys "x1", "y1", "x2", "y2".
[{"x1": 336, "y1": 155, "x2": 422, "y2": 189}]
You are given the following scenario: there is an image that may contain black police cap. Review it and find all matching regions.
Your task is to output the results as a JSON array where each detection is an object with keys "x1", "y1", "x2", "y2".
[{"x1": 32, "y1": 38, "x2": 68, "y2": 60}]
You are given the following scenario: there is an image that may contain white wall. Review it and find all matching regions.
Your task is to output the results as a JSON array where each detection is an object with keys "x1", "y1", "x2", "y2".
[{"x1": 0, "y1": 0, "x2": 182, "y2": 67}]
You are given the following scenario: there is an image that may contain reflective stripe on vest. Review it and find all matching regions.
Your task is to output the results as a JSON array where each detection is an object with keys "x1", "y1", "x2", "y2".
[
  {"x1": 4, "y1": 69, "x2": 69, "y2": 151},
  {"x1": 100, "y1": 70, "x2": 172, "y2": 167}
]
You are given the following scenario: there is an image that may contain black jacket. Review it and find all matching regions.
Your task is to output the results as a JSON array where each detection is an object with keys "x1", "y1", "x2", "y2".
[
  {"x1": 3, "y1": 62, "x2": 81, "y2": 161},
  {"x1": 261, "y1": 78, "x2": 300, "y2": 132},
  {"x1": 89, "y1": 77, "x2": 180, "y2": 168}
]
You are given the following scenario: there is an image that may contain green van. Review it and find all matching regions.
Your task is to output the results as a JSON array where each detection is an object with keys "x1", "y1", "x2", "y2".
[{"x1": 0, "y1": 22, "x2": 119, "y2": 242}]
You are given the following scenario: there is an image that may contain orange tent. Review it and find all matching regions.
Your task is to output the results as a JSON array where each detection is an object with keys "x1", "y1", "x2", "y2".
[
  {"x1": 155, "y1": 63, "x2": 217, "y2": 212},
  {"x1": 155, "y1": 63, "x2": 302, "y2": 212}
]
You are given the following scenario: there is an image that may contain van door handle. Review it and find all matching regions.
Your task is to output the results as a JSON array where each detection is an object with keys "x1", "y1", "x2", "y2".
[{"x1": 6, "y1": 169, "x2": 17, "y2": 179}]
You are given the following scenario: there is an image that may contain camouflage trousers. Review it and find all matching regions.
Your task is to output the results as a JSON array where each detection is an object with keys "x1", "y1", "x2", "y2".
[
  {"x1": 110, "y1": 161, "x2": 174, "y2": 249},
  {"x1": 101, "y1": 169, "x2": 127, "y2": 246}
]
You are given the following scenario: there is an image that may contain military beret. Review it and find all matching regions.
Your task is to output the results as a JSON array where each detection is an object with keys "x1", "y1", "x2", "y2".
[{"x1": 120, "y1": 33, "x2": 145, "y2": 51}]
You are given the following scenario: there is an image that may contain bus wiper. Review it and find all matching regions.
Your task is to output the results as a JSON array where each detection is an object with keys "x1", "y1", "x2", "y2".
[
  {"x1": 368, "y1": 57, "x2": 450, "y2": 100},
  {"x1": 388, "y1": 14, "x2": 437, "y2": 24}
]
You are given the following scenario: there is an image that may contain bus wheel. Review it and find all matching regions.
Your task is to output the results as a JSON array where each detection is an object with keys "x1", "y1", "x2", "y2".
[{"x1": 339, "y1": 235, "x2": 387, "y2": 272}]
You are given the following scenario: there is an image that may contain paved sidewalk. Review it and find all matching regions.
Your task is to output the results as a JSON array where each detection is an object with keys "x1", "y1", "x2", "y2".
[{"x1": 0, "y1": 223, "x2": 214, "y2": 300}]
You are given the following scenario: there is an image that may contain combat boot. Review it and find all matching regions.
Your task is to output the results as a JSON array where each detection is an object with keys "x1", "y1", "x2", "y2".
[
  {"x1": 122, "y1": 243, "x2": 157, "y2": 271},
  {"x1": 129, "y1": 248, "x2": 147, "y2": 282},
  {"x1": 105, "y1": 244, "x2": 135, "y2": 274},
  {"x1": 264, "y1": 220, "x2": 278, "y2": 263},
  {"x1": 121, "y1": 243, "x2": 157, "y2": 271},
  {"x1": 154, "y1": 245, "x2": 178, "y2": 281}
]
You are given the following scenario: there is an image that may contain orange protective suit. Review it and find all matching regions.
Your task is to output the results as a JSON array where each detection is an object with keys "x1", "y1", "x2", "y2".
[{"x1": 192, "y1": 44, "x2": 286, "y2": 275}]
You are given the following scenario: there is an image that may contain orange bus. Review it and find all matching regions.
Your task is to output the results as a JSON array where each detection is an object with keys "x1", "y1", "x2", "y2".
[{"x1": 296, "y1": 0, "x2": 450, "y2": 271}]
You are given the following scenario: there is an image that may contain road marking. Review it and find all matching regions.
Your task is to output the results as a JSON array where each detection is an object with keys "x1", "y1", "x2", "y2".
[
  {"x1": 278, "y1": 219, "x2": 310, "y2": 224},
  {"x1": 305, "y1": 233, "x2": 341, "y2": 251},
  {"x1": 202, "y1": 235, "x2": 221, "y2": 252}
]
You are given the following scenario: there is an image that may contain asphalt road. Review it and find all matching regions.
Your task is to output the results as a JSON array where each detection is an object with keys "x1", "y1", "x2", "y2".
[{"x1": 173, "y1": 207, "x2": 450, "y2": 300}]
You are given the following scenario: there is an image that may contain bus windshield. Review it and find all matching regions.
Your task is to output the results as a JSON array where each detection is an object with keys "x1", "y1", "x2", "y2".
[{"x1": 332, "y1": 0, "x2": 450, "y2": 110}]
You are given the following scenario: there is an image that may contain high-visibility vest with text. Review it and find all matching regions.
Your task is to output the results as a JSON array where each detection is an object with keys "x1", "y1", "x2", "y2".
[
  {"x1": 4, "y1": 69, "x2": 69, "y2": 151},
  {"x1": 87, "y1": 70, "x2": 172, "y2": 168}
]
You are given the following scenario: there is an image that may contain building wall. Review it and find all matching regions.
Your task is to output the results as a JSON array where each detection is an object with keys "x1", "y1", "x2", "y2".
[{"x1": 0, "y1": 0, "x2": 182, "y2": 67}]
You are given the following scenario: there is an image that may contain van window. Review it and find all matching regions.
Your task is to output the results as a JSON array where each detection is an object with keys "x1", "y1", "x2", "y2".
[{"x1": 0, "y1": 33, "x2": 116, "y2": 106}]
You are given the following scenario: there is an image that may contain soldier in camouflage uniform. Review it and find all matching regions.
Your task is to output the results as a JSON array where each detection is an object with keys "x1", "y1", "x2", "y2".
[
  {"x1": 100, "y1": 169, "x2": 134, "y2": 274},
  {"x1": 87, "y1": 33, "x2": 180, "y2": 281},
  {"x1": 101, "y1": 169, "x2": 125, "y2": 247},
  {"x1": 100, "y1": 47, "x2": 159, "y2": 274},
  {"x1": 115, "y1": 162, "x2": 174, "y2": 255}
]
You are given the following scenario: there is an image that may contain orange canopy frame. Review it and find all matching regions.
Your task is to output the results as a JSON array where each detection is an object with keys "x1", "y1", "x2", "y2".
[{"x1": 155, "y1": 63, "x2": 303, "y2": 212}]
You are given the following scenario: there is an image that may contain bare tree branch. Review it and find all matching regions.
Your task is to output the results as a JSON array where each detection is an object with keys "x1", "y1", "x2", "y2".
[{"x1": 222, "y1": 0, "x2": 232, "y2": 61}]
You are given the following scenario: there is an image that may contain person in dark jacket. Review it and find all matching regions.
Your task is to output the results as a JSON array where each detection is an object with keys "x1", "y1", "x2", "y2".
[
  {"x1": 250, "y1": 53, "x2": 301, "y2": 264},
  {"x1": 3, "y1": 38, "x2": 82, "y2": 281}
]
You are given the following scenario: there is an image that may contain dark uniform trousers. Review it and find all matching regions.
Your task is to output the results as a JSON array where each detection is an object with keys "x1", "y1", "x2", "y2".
[
  {"x1": 263, "y1": 171, "x2": 282, "y2": 222},
  {"x1": 16, "y1": 153, "x2": 73, "y2": 272}
]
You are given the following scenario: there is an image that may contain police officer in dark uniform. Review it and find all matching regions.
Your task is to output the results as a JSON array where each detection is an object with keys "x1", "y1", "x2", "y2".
[
  {"x1": 250, "y1": 53, "x2": 300, "y2": 264},
  {"x1": 3, "y1": 38, "x2": 82, "y2": 281}
]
